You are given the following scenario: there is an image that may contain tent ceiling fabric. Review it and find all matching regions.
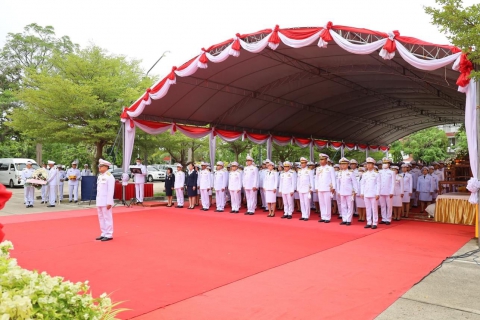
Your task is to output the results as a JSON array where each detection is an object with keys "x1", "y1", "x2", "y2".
[{"x1": 123, "y1": 24, "x2": 469, "y2": 146}]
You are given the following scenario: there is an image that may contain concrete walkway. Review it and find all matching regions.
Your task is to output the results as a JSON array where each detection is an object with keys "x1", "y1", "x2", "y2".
[{"x1": 377, "y1": 239, "x2": 480, "y2": 319}]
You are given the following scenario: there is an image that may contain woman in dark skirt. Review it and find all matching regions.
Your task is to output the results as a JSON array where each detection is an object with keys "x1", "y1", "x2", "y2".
[
  {"x1": 186, "y1": 162, "x2": 198, "y2": 209},
  {"x1": 164, "y1": 168, "x2": 175, "y2": 207}
]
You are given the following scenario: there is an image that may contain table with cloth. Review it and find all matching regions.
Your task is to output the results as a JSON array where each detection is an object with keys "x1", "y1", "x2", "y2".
[
  {"x1": 434, "y1": 192, "x2": 476, "y2": 225},
  {"x1": 114, "y1": 182, "x2": 153, "y2": 200}
]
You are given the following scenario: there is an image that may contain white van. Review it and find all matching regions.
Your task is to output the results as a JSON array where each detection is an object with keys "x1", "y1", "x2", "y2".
[{"x1": 0, "y1": 158, "x2": 39, "y2": 188}]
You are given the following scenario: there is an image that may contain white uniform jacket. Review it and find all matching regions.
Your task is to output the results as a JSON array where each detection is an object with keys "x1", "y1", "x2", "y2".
[
  {"x1": 133, "y1": 165, "x2": 147, "y2": 184},
  {"x1": 228, "y1": 170, "x2": 243, "y2": 191},
  {"x1": 174, "y1": 171, "x2": 185, "y2": 188},
  {"x1": 96, "y1": 171, "x2": 115, "y2": 206},
  {"x1": 379, "y1": 168, "x2": 395, "y2": 195},
  {"x1": 296, "y1": 168, "x2": 314, "y2": 193},
  {"x1": 337, "y1": 169, "x2": 359, "y2": 196},
  {"x1": 199, "y1": 169, "x2": 212, "y2": 189},
  {"x1": 315, "y1": 165, "x2": 336, "y2": 191},
  {"x1": 67, "y1": 168, "x2": 81, "y2": 185},
  {"x1": 361, "y1": 170, "x2": 380, "y2": 198},
  {"x1": 401, "y1": 172, "x2": 413, "y2": 193},
  {"x1": 242, "y1": 165, "x2": 259, "y2": 189},
  {"x1": 279, "y1": 170, "x2": 297, "y2": 194},
  {"x1": 214, "y1": 170, "x2": 229, "y2": 190},
  {"x1": 262, "y1": 170, "x2": 278, "y2": 191}
]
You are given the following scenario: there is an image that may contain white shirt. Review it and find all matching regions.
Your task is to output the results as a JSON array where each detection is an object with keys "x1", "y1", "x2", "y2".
[
  {"x1": 96, "y1": 171, "x2": 115, "y2": 206},
  {"x1": 401, "y1": 172, "x2": 413, "y2": 193},
  {"x1": 262, "y1": 169, "x2": 278, "y2": 191},
  {"x1": 47, "y1": 167, "x2": 58, "y2": 186},
  {"x1": 67, "y1": 168, "x2": 81, "y2": 186},
  {"x1": 393, "y1": 174, "x2": 404, "y2": 196},
  {"x1": 21, "y1": 168, "x2": 35, "y2": 184},
  {"x1": 81, "y1": 169, "x2": 92, "y2": 176},
  {"x1": 315, "y1": 165, "x2": 336, "y2": 192}
]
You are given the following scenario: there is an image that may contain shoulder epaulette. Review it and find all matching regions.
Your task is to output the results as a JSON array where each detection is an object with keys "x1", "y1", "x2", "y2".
[{"x1": 106, "y1": 172, "x2": 111, "y2": 176}]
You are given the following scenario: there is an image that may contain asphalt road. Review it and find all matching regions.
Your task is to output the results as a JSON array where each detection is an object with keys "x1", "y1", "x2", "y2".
[{"x1": 0, "y1": 181, "x2": 165, "y2": 216}]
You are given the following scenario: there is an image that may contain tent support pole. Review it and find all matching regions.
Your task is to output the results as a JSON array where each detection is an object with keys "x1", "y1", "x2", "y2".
[{"x1": 476, "y1": 79, "x2": 480, "y2": 246}]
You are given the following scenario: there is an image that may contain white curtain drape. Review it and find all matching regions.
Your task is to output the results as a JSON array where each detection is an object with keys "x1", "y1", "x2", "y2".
[
  {"x1": 123, "y1": 119, "x2": 136, "y2": 171},
  {"x1": 395, "y1": 41, "x2": 461, "y2": 71},
  {"x1": 209, "y1": 132, "x2": 216, "y2": 168},
  {"x1": 330, "y1": 30, "x2": 387, "y2": 55},
  {"x1": 278, "y1": 31, "x2": 322, "y2": 48},
  {"x1": 134, "y1": 121, "x2": 173, "y2": 135},
  {"x1": 464, "y1": 81, "x2": 479, "y2": 203},
  {"x1": 239, "y1": 33, "x2": 272, "y2": 53}
]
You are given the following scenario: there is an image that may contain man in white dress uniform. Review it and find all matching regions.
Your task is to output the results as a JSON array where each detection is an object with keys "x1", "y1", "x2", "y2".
[
  {"x1": 315, "y1": 153, "x2": 336, "y2": 223},
  {"x1": 95, "y1": 159, "x2": 115, "y2": 241},
  {"x1": 67, "y1": 161, "x2": 81, "y2": 203},
  {"x1": 213, "y1": 161, "x2": 229, "y2": 212},
  {"x1": 243, "y1": 155, "x2": 259, "y2": 215},
  {"x1": 297, "y1": 157, "x2": 314, "y2": 221},
  {"x1": 133, "y1": 157, "x2": 147, "y2": 203},
  {"x1": 378, "y1": 157, "x2": 395, "y2": 225},
  {"x1": 199, "y1": 162, "x2": 212, "y2": 211},
  {"x1": 46, "y1": 160, "x2": 58, "y2": 207}
]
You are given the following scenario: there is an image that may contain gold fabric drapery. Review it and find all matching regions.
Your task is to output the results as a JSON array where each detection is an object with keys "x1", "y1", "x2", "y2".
[{"x1": 435, "y1": 192, "x2": 476, "y2": 225}]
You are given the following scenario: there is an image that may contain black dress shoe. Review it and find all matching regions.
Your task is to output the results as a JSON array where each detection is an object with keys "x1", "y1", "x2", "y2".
[
  {"x1": 177, "y1": 206, "x2": 184, "y2": 208},
  {"x1": 380, "y1": 221, "x2": 386, "y2": 224},
  {"x1": 299, "y1": 217, "x2": 305, "y2": 220},
  {"x1": 203, "y1": 208, "x2": 208, "y2": 211},
  {"x1": 218, "y1": 210, "x2": 224, "y2": 212},
  {"x1": 47, "y1": 205, "x2": 55, "y2": 207},
  {"x1": 372, "y1": 225, "x2": 378, "y2": 229},
  {"x1": 340, "y1": 221, "x2": 347, "y2": 225},
  {"x1": 364, "y1": 225, "x2": 372, "y2": 229},
  {"x1": 244, "y1": 212, "x2": 249, "y2": 215},
  {"x1": 319, "y1": 219, "x2": 325, "y2": 222},
  {"x1": 281, "y1": 215, "x2": 288, "y2": 219},
  {"x1": 95, "y1": 236, "x2": 104, "y2": 240},
  {"x1": 230, "y1": 210, "x2": 234, "y2": 213},
  {"x1": 287, "y1": 216, "x2": 292, "y2": 219},
  {"x1": 74, "y1": 200, "x2": 78, "y2": 203},
  {"x1": 303, "y1": 218, "x2": 309, "y2": 221},
  {"x1": 101, "y1": 237, "x2": 113, "y2": 241},
  {"x1": 324, "y1": 220, "x2": 330, "y2": 223},
  {"x1": 337, "y1": 216, "x2": 342, "y2": 219},
  {"x1": 385, "y1": 221, "x2": 391, "y2": 225},
  {"x1": 249, "y1": 212, "x2": 254, "y2": 215},
  {"x1": 69, "y1": 200, "x2": 72, "y2": 203},
  {"x1": 214, "y1": 209, "x2": 220, "y2": 212},
  {"x1": 346, "y1": 222, "x2": 351, "y2": 226}
]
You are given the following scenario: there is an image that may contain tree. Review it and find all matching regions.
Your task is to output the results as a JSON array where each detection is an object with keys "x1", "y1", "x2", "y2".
[
  {"x1": 8, "y1": 45, "x2": 153, "y2": 172},
  {"x1": 388, "y1": 140, "x2": 404, "y2": 163},
  {"x1": 218, "y1": 139, "x2": 252, "y2": 162},
  {"x1": 402, "y1": 127, "x2": 448, "y2": 163},
  {"x1": 154, "y1": 132, "x2": 208, "y2": 166},
  {"x1": 425, "y1": 0, "x2": 480, "y2": 80}
]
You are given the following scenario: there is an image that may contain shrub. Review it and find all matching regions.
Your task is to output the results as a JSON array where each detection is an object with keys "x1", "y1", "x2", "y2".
[{"x1": 0, "y1": 241, "x2": 126, "y2": 319}]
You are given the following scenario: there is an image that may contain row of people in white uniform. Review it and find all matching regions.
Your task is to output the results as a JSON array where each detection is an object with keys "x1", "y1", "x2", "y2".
[{"x1": 21, "y1": 161, "x2": 92, "y2": 208}]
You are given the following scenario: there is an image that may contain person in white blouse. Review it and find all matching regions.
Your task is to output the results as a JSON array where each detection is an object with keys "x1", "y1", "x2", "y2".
[
  {"x1": 228, "y1": 162, "x2": 243, "y2": 213},
  {"x1": 262, "y1": 160, "x2": 278, "y2": 217},
  {"x1": 391, "y1": 166, "x2": 404, "y2": 221},
  {"x1": 400, "y1": 164, "x2": 413, "y2": 218},
  {"x1": 279, "y1": 161, "x2": 296, "y2": 219}
]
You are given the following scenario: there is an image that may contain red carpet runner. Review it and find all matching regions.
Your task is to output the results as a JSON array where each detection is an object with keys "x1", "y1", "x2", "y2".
[{"x1": 2, "y1": 206, "x2": 473, "y2": 319}]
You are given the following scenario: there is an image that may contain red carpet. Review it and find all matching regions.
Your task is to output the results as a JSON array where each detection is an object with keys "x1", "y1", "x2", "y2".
[{"x1": 2, "y1": 206, "x2": 473, "y2": 319}]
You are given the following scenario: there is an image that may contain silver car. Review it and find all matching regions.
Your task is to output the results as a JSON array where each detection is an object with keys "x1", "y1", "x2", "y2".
[{"x1": 146, "y1": 166, "x2": 166, "y2": 182}]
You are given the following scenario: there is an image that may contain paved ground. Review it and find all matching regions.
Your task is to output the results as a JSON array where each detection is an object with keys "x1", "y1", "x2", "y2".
[
  {"x1": 0, "y1": 182, "x2": 165, "y2": 216},
  {"x1": 2, "y1": 184, "x2": 479, "y2": 319}
]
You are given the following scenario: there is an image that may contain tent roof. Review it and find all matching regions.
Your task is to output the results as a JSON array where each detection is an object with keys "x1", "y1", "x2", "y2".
[{"x1": 123, "y1": 24, "x2": 466, "y2": 146}]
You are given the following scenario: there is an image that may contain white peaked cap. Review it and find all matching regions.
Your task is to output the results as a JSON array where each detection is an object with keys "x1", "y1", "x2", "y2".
[
  {"x1": 366, "y1": 157, "x2": 376, "y2": 164},
  {"x1": 216, "y1": 161, "x2": 224, "y2": 166},
  {"x1": 47, "y1": 160, "x2": 55, "y2": 165},
  {"x1": 300, "y1": 157, "x2": 308, "y2": 162},
  {"x1": 231, "y1": 161, "x2": 239, "y2": 166},
  {"x1": 175, "y1": 163, "x2": 183, "y2": 168},
  {"x1": 246, "y1": 155, "x2": 253, "y2": 161},
  {"x1": 98, "y1": 159, "x2": 111, "y2": 166}
]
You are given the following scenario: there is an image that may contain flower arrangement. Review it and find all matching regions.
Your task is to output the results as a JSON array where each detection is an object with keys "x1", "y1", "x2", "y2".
[
  {"x1": 0, "y1": 241, "x2": 127, "y2": 319},
  {"x1": 26, "y1": 168, "x2": 49, "y2": 190}
]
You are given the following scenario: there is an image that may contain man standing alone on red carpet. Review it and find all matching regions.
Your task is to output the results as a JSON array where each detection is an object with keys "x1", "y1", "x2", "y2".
[{"x1": 96, "y1": 159, "x2": 115, "y2": 242}]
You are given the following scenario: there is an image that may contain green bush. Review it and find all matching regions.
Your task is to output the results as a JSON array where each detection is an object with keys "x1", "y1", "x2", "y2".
[{"x1": 0, "y1": 241, "x2": 126, "y2": 319}]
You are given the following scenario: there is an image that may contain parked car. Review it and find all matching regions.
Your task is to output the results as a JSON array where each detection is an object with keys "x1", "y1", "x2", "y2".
[
  {"x1": 111, "y1": 168, "x2": 132, "y2": 181},
  {"x1": 154, "y1": 164, "x2": 175, "y2": 171},
  {"x1": 0, "y1": 158, "x2": 39, "y2": 188},
  {"x1": 146, "y1": 166, "x2": 165, "y2": 182}
]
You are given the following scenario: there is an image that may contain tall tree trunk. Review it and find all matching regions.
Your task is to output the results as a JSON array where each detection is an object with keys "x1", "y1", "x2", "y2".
[{"x1": 94, "y1": 141, "x2": 104, "y2": 175}]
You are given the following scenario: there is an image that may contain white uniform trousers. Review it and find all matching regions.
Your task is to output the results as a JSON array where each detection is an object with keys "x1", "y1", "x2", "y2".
[
  {"x1": 340, "y1": 195, "x2": 354, "y2": 223},
  {"x1": 97, "y1": 206, "x2": 113, "y2": 238},
  {"x1": 24, "y1": 186, "x2": 34, "y2": 206},
  {"x1": 282, "y1": 193, "x2": 294, "y2": 216},
  {"x1": 260, "y1": 189, "x2": 266, "y2": 208},
  {"x1": 48, "y1": 185, "x2": 57, "y2": 205},
  {"x1": 175, "y1": 188, "x2": 184, "y2": 206},
  {"x1": 245, "y1": 189, "x2": 256, "y2": 212},
  {"x1": 318, "y1": 191, "x2": 332, "y2": 221},
  {"x1": 200, "y1": 189, "x2": 210, "y2": 209},
  {"x1": 216, "y1": 190, "x2": 225, "y2": 210},
  {"x1": 41, "y1": 185, "x2": 47, "y2": 201},
  {"x1": 365, "y1": 197, "x2": 379, "y2": 226},
  {"x1": 379, "y1": 195, "x2": 392, "y2": 222},
  {"x1": 135, "y1": 183, "x2": 144, "y2": 202},
  {"x1": 412, "y1": 191, "x2": 418, "y2": 206},
  {"x1": 230, "y1": 190, "x2": 241, "y2": 211},
  {"x1": 59, "y1": 183, "x2": 64, "y2": 201},
  {"x1": 299, "y1": 192, "x2": 310, "y2": 219},
  {"x1": 69, "y1": 185, "x2": 79, "y2": 201}
]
